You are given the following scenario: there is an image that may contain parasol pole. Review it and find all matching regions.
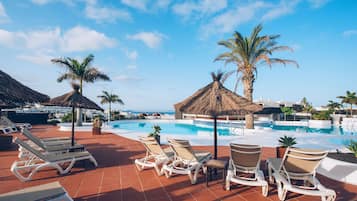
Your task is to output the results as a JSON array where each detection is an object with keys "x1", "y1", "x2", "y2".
[
  {"x1": 214, "y1": 114, "x2": 217, "y2": 160},
  {"x1": 71, "y1": 105, "x2": 75, "y2": 146}
]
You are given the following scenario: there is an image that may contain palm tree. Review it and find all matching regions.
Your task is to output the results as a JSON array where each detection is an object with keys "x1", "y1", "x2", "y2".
[
  {"x1": 300, "y1": 97, "x2": 313, "y2": 113},
  {"x1": 215, "y1": 24, "x2": 298, "y2": 129},
  {"x1": 326, "y1": 100, "x2": 342, "y2": 115},
  {"x1": 337, "y1": 91, "x2": 357, "y2": 116},
  {"x1": 52, "y1": 54, "x2": 111, "y2": 126},
  {"x1": 98, "y1": 91, "x2": 124, "y2": 122}
]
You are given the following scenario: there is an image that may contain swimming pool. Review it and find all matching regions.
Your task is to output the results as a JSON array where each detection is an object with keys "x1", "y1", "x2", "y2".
[{"x1": 111, "y1": 120, "x2": 356, "y2": 136}]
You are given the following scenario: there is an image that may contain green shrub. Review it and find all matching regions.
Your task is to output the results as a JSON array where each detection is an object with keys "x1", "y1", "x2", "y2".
[
  {"x1": 312, "y1": 111, "x2": 331, "y2": 120},
  {"x1": 61, "y1": 112, "x2": 76, "y2": 123},
  {"x1": 47, "y1": 119, "x2": 60, "y2": 125},
  {"x1": 279, "y1": 135, "x2": 297, "y2": 147},
  {"x1": 347, "y1": 140, "x2": 357, "y2": 157}
]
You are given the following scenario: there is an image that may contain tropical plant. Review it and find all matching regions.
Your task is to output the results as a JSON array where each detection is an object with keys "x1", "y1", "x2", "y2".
[
  {"x1": 326, "y1": 100, "x2": 342, "y2": 114},
  {"x1": 215, "y1": 24, "x2": 298, "y2": 129},
  {"x1": 346, "y1": 140, "x2": 357, "y2": 157},
  {"x1": 312, "y1": 111, "x2": 331, "y2": 120},
  {"x1": 337, "y1": 91, "x2": 357, "y2": 116},
  {"x1": 300, "y1": 97, "x2": 313, "y2": 113},
  {"x1": 281, "y1": 106, "x2": 294, "y2": 121},
  {"x1": 92, "y1": 117, "x2": 102, "y2": 128},
  {"x1": 148, "y1": 125, "x2": 161, "y2": 138},
  {"x1": 61, "y1": 112, "x2": 75, "y2": 123},
  {"x1": 97, "y1": 91, "x2": 124, "y2": 122},
  {"x1": 278, "y1": 135, "x2": 297, "y2": 148},
  {"x1": 52, "y1": 54, "x2": 111, "y2": 126}
]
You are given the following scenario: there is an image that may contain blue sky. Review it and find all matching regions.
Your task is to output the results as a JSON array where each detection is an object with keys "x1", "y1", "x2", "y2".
[{"x1": 0, "y1": 0, "x2": 356, "y2": 111}]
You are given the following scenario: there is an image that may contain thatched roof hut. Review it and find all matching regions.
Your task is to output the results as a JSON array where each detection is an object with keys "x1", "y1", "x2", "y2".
[
  {"x1": 0, "y1": 70, "x2": 49, "y2": 108},
  {"x1": 46, "y1": 84, "x2": 103, "y2": 111},
  {"x1": 174, "y1": 73, "x2": 262, "y2": 117}
]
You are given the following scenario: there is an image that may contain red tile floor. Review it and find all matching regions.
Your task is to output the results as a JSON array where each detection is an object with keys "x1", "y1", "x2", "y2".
[{"x1": 0, "y1": 125, "x2": 356, "y2": 201}]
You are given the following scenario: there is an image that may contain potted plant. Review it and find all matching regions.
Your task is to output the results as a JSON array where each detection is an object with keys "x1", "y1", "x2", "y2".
[
  {"x1": 148, "y1": 125, "x2": 161, "y2": 144},
  {"x1": 277, "y1": 135, "x2": 297, "y2": 158},
  {"x1": 92, "y1": 117, "x2": 102, "y2": 135},
  {"x1": 347, "y1": 140, "x2": 357, "y2": 158}
]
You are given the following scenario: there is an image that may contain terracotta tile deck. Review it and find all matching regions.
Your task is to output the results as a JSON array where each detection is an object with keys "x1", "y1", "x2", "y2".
[{"x1": 0, "y1": 125, "x2": 356, "y2": 201}]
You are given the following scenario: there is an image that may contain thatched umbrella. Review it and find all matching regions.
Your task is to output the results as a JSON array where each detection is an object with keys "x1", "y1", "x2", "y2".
[
  {"x1": 174, "y1": 72, "x2": 262, "y2": 159},
  {"x1": 0, "y1": 70, "x2": 49, "y2": 108},
  {"x1": 45, "y1": 84, "x2": 103, "y2": 146}
]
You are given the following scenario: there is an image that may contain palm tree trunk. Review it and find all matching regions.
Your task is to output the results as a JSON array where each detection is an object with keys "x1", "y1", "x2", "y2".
[
  {"x1": 243, "y1": 78, "x2": 254, "y2": 129},
  {"x1": 76, "y1": 79, "x2": 83, "y2": 126},
  {"x1": 108, "y1": 102, "x2": 111, "y2": 123}
]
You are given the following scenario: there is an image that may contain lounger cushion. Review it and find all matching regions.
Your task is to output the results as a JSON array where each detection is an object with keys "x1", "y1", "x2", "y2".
[
  {"x1": 0, "y1": 182, "x2": 66, "y2": 201},
  {"x1": 267, "y1": 158, "x2": 282, "y2": 172},
  {"x1": 47, "y1": 151, "x2": 91, "y2": 162}
]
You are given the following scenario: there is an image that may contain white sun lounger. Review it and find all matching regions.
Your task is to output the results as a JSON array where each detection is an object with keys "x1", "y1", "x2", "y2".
[
  {"x1": 0, "y1": 116, "x2": 31, "y2": 131},
  {"x1": 0, "y1": 126, "x2": 12, "y2": 134},
  {"x1": 135, "y1": 136, "x2": 174, "y2": 176},
  {"x1": 0, "y1": 181, "x2": 73, "y2": 201},
  {"x1": 225, "y1": 143, "x2": 268, "y2": 196},
  {"x1": 162, "y1": 139, "x2": 211, "y2": 184},
  {"x1": 11, "y1": 138, "x2": 98, "y2": 182},
  {"x1": 267, "y1": 148, "x2": 336, "y2": 201}
]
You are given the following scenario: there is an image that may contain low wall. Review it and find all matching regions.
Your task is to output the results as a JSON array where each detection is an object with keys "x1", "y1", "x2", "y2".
[
  {"x1": 318, "y1": 157, "x2": 357, "y2": 185},
  {"x1": 274, "y1": 121, "x2": 308, "y2": 127}
]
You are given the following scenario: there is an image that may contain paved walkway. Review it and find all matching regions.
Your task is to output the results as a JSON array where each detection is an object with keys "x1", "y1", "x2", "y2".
[{"x1": 0, "y1": 125, "x2": 356, "y2": 201}]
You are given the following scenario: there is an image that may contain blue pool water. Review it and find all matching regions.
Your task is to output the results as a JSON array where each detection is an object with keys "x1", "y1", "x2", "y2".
[{"x1": 111, "y1": 120, "x2": 357, "y2": 136}]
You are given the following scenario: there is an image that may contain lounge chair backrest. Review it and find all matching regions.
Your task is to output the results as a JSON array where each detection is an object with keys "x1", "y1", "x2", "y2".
[
  {"x1": 21, "y1": 128, "x2": 45, "y2": 149},
  {"x1": 281, "y1": 148, "x2": 327, "y2": 176},
  {"x1": 0, "y1": 116, "x2": 15, "y2": 127},
  {"x1": 139, "y1": 137, "x2": 164, "y2": 156},
  {"x1": 14, "y1": 138, "x2": 48, "y2": 161},
  {"x1": 230, "y1": 143, "x2": 261, "y2": 172},
  {"x1": 168, "y1": 139, "x2": 197, "y2": 162}
]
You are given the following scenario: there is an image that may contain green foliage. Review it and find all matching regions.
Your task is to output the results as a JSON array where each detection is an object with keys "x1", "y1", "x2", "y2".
[
  {"x1": 300, "y1": 97, "x2": 313, "y2": 112},
  {"x1": 326, "y1": 100, "x2": 341, "y2": 113},
  {"x1": 61, "y1": 112, "x2": 76, "y2": 123},
  {"x1": 281, "y1": 107, "x2": 294, "y2": 115},
  {"x1": 337, "y1": 91, "x2": 357, "y2": 116},
  {"x1": 279, "y1": 135, "x2": 297, "y2": 148},
  {"x1": 347, "y1": 140, "x2": 357, "y2": 157},
  {"x1": 148, "y1": 125, "x2": 161, "y2": 137},
  {"x1": 47, "y1": 119, "x2": 60, "y2": 125},
  {"x1": 312, "y1": 111, "x2": 331, "y2": 120}
]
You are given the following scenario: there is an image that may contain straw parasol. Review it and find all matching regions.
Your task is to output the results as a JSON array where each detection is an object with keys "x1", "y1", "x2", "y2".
[
  {"x1": 174, "y1": 72, "x2": 262, "y2": 159},
  {"x1": 45, "y1": 84, "x2": 103, "y2": 146},
  {"x1": 0, "y1": 70, "x2": 49, "y2": 108}
]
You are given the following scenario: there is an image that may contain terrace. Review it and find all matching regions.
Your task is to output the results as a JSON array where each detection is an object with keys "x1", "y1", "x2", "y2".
[{"x1": 0, "y1": 125, "x2": 356, "y2": 201}]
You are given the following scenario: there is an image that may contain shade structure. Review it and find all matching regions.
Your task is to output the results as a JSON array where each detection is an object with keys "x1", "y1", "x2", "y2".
[
  {"x1": 45, "y1": 84, "x2": 103, "y2": 146},
  {"x1": 174, "y1": 72, "x2": 263, "y2": 159},
  {"x1": 0, "y1": 70, "x2": 49, "y2": 108}
]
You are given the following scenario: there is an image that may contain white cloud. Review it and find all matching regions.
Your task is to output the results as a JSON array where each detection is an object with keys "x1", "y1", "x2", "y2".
[
  {"x1": 61, "y1": 26, "x2": 116, "y2": 52},
  {"x1": 121, "y1": 0, "x2": 171, "y2": 11},
  {"x1": 127, "y1": 31, "x2": 165, "y2": 48},
  {"x1": 0, "y1": 29, "x2": 17, "y2": 46},
  {"x1": 125, "y1": 50, "x2": 138, "y2": 60},
  {"x1": 262, "y1": 0, "x2": 300, "y2": 21},
  {"x1": 85, "y1": 1, "x2": 131, "y2": 23},
  {"x1": 0, "y1": 2, "x2": 10, "y2": 23},
  {"x1": 16, "y1": 53, "x2": 53, "y2": 65},
  {"x1": 126, "y1": 64, "x2": 137, "y2": 69},
  {"x1": 308, "y1": 0, "x2": 330, "y2": 8},
  {"x1": 343, "y1": 30, "x2": 357, "y2": 37},
  {"x1": 31, "y1": 0, "x2": 75, "y2": 6},
  {"x1": 0, "y1": 26, "x2": 116, "y2": 53},
  {"x1": 173, "y1": 0, "x2": 227, "y2": 20},
  {"x1": 121, "y1": 0, "x2": 147, "y2": 10},
  {"x1": 201, "y1": 1, "x2": 267, "y2": 38},
  {"x1": 115, "y1": 75, "x2": 143, "y2": 82}
]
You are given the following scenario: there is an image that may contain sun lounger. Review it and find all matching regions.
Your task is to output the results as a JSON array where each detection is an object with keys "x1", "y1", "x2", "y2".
[
  {"x1": 19, "y1": 128, "x2": 83, "y2": 159},
  {"x1": 0, "y1": 181, "x2": 73, "y2": 201},
  {"x1": 0, "y1": 126, "x2": 12, "y2": 134},
  {"x1": 225, "y1": 143, "x2": 268, "y2": 196},
  {"x1": 0, "y1": 116, "x2": 31, "y2": 131},
  {"x1": 267, "y1": 148, "x2": 336, "y2": 201},
  {"x1": 135, "y1": 136, "x2": 174, "y2": 175},
  {"x1": 11, "y1": 138, "x2": 97, "y2": 182},
  {"x1": 162, "y1": 139, "x2": 211, "y2": 184}
]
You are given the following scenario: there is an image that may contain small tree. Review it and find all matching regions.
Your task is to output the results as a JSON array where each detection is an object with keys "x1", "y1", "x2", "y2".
[
  {"x1": 326, "y1": 100, "x2": 342, "y2": 115},
  {"x1": 281, "y1": 107, "x2": 294, "y2": 121},
  {"x1": 337, "y1": 91, "x2": 357, "y2": 116}
]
